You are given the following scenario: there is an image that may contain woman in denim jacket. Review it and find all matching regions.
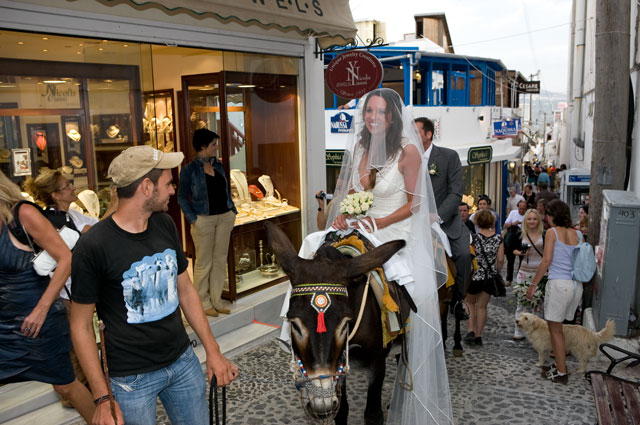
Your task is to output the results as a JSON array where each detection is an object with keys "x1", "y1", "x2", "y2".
[{"x1": 178, "y1": 129, "x2": 237, "y2": 317}]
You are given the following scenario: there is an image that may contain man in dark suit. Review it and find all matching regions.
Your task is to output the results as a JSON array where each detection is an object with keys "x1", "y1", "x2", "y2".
[{"x1": 415, "y1": 117, "x2": 471, "y2": 319}]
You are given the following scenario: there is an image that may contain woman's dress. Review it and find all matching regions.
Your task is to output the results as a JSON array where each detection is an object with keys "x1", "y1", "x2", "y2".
[
  {"x1": 354, "y1": 150, "x2": 411, "y2": 241},
  {"x1": 0, "y1": 222, "x2": 74, "y2": 385}
]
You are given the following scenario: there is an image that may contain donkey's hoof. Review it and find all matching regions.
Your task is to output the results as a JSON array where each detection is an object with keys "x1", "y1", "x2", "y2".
[{"x1": 452, "y1": 348, "x2": 463, "y2": 357}]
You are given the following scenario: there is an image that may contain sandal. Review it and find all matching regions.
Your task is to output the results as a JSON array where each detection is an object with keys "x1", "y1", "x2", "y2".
[
  {"x1": 539, "y1": 363, "x2": 557, "y2": 377},
  {"x1": 545, "y1": 367, "x2": 568, "y2": 385}
]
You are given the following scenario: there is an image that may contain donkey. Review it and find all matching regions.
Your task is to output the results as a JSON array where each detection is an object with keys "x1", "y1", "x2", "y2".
[{"x1": 265, "y1": 222, "x2": 409, "y2": 425}]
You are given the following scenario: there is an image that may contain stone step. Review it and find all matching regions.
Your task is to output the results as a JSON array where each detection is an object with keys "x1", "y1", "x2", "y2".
[{"x1": 0, "y1": 282, "x2": 288, "y2": 425}]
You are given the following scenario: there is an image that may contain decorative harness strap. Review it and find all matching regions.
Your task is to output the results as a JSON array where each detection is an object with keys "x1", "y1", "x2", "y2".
[{"x1": 291, "y1": 284, "x2": 348, "y2": 333}]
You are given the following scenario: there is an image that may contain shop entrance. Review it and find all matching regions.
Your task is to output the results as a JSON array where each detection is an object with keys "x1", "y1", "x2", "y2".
[{"x1": 181, "y1": 71, "x2": 301, "y2": 300}]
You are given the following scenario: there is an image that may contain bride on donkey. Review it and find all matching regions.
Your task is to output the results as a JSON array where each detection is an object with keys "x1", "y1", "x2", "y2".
[{"x1": 279, "y1": 88, "x2": 453, "y2": 424}]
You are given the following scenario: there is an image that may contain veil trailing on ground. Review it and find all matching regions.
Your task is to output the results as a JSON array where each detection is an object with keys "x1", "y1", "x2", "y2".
[{"x1": 326, "y1": 88, "x2": 453, "y2": 424}]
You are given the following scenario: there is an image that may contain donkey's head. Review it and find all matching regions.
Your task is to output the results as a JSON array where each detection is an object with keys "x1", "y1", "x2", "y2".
[{"x1": 265, "y1": 222, "x2": 404, "y2": 420}]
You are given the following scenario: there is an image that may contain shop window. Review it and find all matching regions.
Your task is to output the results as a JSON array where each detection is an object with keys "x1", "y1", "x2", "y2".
[
  {"x1": 0, "y1": 30, "x2": 150, "y2": 205},
  {"x1": 462, "y1": 163, "x2": 486, "y2": 211},
  {"x1": 0, "y1": 30, "x2": 303, "y2": 300}
]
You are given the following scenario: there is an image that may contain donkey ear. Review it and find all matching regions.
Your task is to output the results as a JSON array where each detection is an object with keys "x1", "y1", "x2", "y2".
[
  {"x1": 264, "y1": 222, "x2": 301, "y2": 274},
  {"x1": 345, "y1": 239, "x2": 405, "y2": 280}
]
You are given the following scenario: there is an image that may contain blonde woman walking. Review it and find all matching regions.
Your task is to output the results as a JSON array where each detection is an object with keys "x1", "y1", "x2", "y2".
[{"x1": 512, "y1": 208, "x2": 545, "y2": 339}]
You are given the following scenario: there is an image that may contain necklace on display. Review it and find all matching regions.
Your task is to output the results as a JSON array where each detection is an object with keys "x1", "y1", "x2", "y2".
[
  {"x1": 230, "y1": 169, "x2": 249, "y2": 203},
  {"x1": 258, "y1": 175, "x2": 275, "y2": 199}
]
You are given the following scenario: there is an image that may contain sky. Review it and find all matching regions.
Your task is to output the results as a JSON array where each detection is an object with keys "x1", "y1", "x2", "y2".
[{"x1": 348, "y1": 0, "x2": 573, "y2": 95}]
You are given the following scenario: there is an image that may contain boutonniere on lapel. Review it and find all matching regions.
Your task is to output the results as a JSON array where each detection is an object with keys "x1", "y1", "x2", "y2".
[{"x1": 429, "y1": 163, "x2": 439, "y2": 176}]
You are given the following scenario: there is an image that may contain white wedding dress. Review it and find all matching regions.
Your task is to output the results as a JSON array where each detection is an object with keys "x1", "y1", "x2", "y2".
[
  {"x1": 282, "y1": 88, "x2": 452, "y2": 425},
  {"x1": 352, "y1": 145, "x2": 410, "y2": 237}
]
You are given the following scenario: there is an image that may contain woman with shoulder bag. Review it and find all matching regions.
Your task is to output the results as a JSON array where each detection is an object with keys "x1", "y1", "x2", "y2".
[
  {"x1": 24, "y1": 169, "x2": 117, "y2": 299},
  {"x1": 528, "y1": 200, "x2": 583, "y2": 384},
  {"x1": 512, "y1": 208, "x2": 546, "y2": 340},
  {"x1": 464, "y1": 209, "x2": 505, "y2": 346},
  {"x1": 0, "y1": 171, "x2": 94, "y2": 421},
  {"x1": 24, "y1": 169, "x2": 117, "y2": 408}
]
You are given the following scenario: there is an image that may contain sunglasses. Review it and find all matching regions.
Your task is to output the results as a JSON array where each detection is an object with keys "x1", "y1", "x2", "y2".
[{"x1": 55, "y1": 183, "x2": 75, "y2": 192}]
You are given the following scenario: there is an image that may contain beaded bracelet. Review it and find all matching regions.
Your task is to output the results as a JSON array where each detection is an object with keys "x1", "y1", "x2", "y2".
[{"x1": 93, "y1": 394, "x2": 112, "y2": 406}]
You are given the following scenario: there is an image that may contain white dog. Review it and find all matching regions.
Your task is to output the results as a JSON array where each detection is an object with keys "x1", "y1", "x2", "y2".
[{"x1": 515, "y1": 312, "x2": 615, "y2": 373}]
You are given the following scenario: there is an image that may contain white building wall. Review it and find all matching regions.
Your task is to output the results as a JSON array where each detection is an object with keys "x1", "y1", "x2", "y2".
[
  {"x1": 566, "y1": 0, "x2": 640, "y2": 198},
  {"x1": 565, "y1": 0, "x2": 596, "y2": 171}
]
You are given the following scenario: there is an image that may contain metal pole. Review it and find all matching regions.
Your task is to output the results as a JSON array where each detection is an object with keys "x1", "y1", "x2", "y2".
[
  {"x1": 542, "y1": 112, "x2": 547, "y2": 163},
  {"x1": 529, "y1": 73, "x2": 533, "y2": 125}
]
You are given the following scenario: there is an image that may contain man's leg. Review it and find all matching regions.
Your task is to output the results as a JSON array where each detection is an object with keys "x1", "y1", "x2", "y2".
[
  {"x1": 449, "y1": 227, "x2": 471, "y2": 320},
  {"x1": 505, "y1": 251, "x2": 515, "y2": 284},
  {"x1": 110, "y1": 369, "x2": 164, "y2": 425},
  {"x1": 449, "y1": 227, "x2": 471, "y2": 299},
  {"x1": 159, "y1": 346, "x2": 208, "y2": 425}
]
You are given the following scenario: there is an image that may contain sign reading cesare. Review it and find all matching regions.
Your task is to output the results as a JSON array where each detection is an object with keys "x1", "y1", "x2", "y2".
[
  {"x1": 517, "y1": 81, "x2": 540, "y2": 94},
  {"x1": 325, "y1": 51, "x2": 384, "y2": 99}
]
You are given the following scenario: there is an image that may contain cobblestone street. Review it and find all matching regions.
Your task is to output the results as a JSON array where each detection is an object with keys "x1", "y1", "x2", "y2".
[{"x1": 72, "y1": 284, "x2": 640, "y2": 424}]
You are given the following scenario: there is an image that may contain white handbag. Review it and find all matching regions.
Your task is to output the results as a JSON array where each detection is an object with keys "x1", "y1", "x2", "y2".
[{"x1": 23, "y1": 225, "x2": 80, "y2": 276}]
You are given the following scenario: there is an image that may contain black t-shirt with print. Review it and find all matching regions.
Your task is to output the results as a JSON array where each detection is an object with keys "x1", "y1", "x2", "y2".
[{"x1": 71, "y1": 213, "x2": 189, "y2": 377}]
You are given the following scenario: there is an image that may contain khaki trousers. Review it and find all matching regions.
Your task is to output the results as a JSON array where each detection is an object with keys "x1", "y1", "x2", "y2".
[{"x1": 191, "y1": 210, "x2": 235, "y2": 310}]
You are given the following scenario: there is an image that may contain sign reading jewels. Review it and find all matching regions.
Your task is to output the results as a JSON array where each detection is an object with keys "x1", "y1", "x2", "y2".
[
  {"x1": 467, "y1": 146, "x2": 493, "y2": 165},
  {"x1": 329, "y1": 112, "x2": 354, "y2": 133},
  {"x1": 325, "y1": 51, "x2": 384, "y2": 99}
]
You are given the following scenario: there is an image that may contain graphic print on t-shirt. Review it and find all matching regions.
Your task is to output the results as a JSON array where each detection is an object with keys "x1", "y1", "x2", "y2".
[{"x1": 121, "y1": 248, "x2": 179, "y2": 323}]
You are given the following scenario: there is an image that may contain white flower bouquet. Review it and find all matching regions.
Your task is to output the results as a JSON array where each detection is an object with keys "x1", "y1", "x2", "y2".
[
  {"x1": 513, "y1": 276, "x2": 547, "y2": 310},
  {"x1": 339, "y1": 191, "x2": 374, "y2": 217}
]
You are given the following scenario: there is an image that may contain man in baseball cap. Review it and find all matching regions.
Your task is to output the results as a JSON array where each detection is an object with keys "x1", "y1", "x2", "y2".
[
  {"x1": 71, "y1": 145, "x2": 238, "y2": 425},
  {"x1": 108, "y1": 145, "x2": 184, "y2": 188}
]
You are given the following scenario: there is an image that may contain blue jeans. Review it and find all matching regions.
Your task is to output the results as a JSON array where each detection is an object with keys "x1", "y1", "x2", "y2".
[{"x1": 110, "y1": 346, "x2": 207, "y2": 425}]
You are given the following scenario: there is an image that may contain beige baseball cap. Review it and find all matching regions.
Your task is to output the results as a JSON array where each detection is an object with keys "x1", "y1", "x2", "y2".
[{"x1": 108, "y1": 146, "x2": 184, "y2": 188}]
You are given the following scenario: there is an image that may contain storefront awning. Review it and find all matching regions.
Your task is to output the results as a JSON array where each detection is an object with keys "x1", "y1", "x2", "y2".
[
  {"x1": 112, "y1": 0, "x2": 357, "y2": 48},
  {"x1": 452, "y1": 139, "x2": 521, "y2": 166}
]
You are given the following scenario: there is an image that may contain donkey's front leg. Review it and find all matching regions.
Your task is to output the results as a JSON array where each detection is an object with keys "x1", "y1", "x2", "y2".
[{"x1": 363, "y1": 355, "x2": 386, "y2": 425}]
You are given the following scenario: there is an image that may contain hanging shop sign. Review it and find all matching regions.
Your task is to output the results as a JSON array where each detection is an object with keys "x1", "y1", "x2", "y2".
[
  {"x1": 493, "y1": 119, "x2": 519, "y2": 138},
  {"x1": 326, "y1": 149, "x2": 344, "y2": 167},
  {"x1": 329, "y1": 111, "x2": 354, "y2": 133},
  {"x1": 517, "y1": 81, "x2": 540, "y2": 94},
  {"x1": 467, "y1": 146, "x2": 493, "y2": 165},
  {"x1": 568, "y1": 174, "x2": 590, "y2": 183},
  {"x1": 325, "y1": 51, "x2": 383, "y2": 99}
]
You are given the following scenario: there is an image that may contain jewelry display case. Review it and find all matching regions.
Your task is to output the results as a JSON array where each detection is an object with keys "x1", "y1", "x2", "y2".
[
  {"x1": 182, "y1": 70, "x2": 301, "y2": 300},
  {"x1": 142, "y1": 89, "x2": 176, "y2": 152}
]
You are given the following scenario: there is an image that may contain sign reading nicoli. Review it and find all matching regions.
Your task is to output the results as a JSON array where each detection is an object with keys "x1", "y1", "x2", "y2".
[{"x1": 467, "y1": 146, "x2": 493, "y2": 165}]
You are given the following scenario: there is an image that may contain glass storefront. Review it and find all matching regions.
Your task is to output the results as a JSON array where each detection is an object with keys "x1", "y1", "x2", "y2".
[
  {"x1": 0, "y1": 29, "x2": 302, "y2": 300},
  {"x1": 462, "y1": 163, "x2": 486, "y2": 211}
]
